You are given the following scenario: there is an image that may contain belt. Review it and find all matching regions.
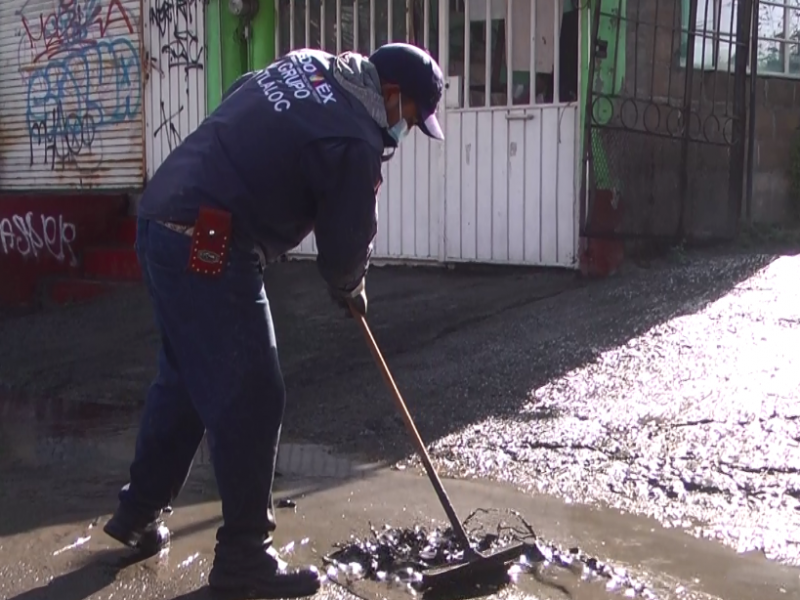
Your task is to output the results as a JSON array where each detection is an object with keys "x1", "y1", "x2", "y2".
[{"x1": 158, "y1": 221, "x2": 194, "y2": 237}]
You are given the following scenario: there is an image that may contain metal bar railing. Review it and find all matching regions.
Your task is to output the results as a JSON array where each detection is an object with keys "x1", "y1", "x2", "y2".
[
  {"x1": 530, "y1": 0, "x2": 537, "y2": 103},
  {"x1": 289, "y1": 0, "x2": 296, "y2": 48},
  {"x1": 305, "y1": 0, "x2": 311, "y2": 47},
  {"x1": 370, "y1": 0, "x2": 376, "y2": 52},
  {"x1": 484, "y1": 0, "x2": 491, "y2": 106},
  {"x1": 553, "y1": 0, "x2": 560, "y2": 102},
  {"x1": 336, "y1": 0, "x2": 342, "y2": 53},
  {"x1": 506, "y1": 0, "x2": 513, "y2": 106}
]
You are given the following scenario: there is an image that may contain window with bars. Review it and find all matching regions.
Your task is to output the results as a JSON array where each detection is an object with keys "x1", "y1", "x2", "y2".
[
  {"x1": 756, "y1": 0, "x2": 800, "y2": 75},
  {"x1": 680, "y1": 0, "x2": 800, "y2": 77}
]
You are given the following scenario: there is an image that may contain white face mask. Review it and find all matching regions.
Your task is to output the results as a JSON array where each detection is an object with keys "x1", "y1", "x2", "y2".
[
  {"x1": 388, "y1": 119, "x2": 410, "y2": 144},
  {"x1": 387, "y1": 93, "x2": 410, "y2": 145}
]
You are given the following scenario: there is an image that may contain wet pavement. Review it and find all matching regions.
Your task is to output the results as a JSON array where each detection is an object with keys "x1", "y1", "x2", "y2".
[
  {"x1": 2, "y1": 249, "x2": 800, "y2": 598},
  {"x1": 0, "y1": 401, "x2": 798, "y2": 600},
  {"x1": 413, "y1": 253, "x2": 800, "y2": 566}
]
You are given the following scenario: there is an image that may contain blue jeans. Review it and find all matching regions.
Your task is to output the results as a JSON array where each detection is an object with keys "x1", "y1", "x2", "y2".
[{"x1": 121, "y1": 218, "x2": 284, "y2": 550}]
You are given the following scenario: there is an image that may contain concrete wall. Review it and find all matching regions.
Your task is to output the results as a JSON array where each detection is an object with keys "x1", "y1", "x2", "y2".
[{"x1": 749, "y1": 78, "x2": 798, "y2": 223}]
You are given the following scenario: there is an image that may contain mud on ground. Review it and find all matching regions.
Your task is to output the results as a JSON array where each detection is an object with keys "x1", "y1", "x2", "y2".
[{"x1": 1, "y1": 249, "x2": 800, "y2": 570}]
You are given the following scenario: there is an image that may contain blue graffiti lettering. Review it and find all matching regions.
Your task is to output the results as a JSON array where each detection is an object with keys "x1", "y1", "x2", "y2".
[{"x1": 25, "y1": 37, "x2": 141, "y2": 172}]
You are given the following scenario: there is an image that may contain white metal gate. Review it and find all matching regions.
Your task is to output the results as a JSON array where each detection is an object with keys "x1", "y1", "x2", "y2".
[
  {"x1": 276, "y1": 0, "x2": 443, "y2": 262},
  {"x1": 275, "y1": 0, "x2": 579, "y2": 268},
  {"x1": 444, "y1": 0, "x2": 578, "y2": 267},
  {"x1": 0, "y1": 0, "x2": 145, "y2": 189},
  {"x1": 143, "y1": 0, "x2": 207, "y2": 181}
]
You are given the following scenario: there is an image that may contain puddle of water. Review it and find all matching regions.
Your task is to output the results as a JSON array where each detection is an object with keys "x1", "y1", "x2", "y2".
[
  {"x1": 270, "y1": 472, "x2": 800, "y2": 600},
  {"x1": 52, "y1": 535, "x2": 92, "y2": 556},
  {"x1": 0, "y1": 394, "x2": 139, "y2": 468},
  {"x1": 2, "y1": 394, "x2": 798, "y2": 600},
  {"x1": 0, "y1": 394, "x2": 375, "y2": 481},
  {"x1": 193, "y1": 440, "x2": 380, "y2": 480},
  {"x1": 275, "y1": 443, "x2": 382, "y2": 479},
  {"x1": 321, "y1": 510, "x2": 658, "y2": 599},
  {"x1": 178, "y1": 552, "x2": 200, "y2": 568}
]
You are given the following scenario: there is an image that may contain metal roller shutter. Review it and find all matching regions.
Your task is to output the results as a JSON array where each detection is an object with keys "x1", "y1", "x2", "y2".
[
  {"x1": 143, "y1": 0, "x2": 207, "y2": 181},
  {"x1": 0, "y1": 0, "x2": 145, "y2": 190}
]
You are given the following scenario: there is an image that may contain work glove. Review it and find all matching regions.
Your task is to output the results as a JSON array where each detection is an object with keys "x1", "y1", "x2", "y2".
[{"x1": 329, "y1": 279, "x2": 367, "y2": 318}]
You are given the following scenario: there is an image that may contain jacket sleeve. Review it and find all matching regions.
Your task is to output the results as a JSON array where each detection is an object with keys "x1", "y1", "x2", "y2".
[{"x1": 307, "y1": 138, "x2": 381, "y2": 296}]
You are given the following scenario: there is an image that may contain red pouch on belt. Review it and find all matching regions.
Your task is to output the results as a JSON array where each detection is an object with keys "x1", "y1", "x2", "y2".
[{"x1": 187, "y1": 207, "x2": 232, "y2": 276}]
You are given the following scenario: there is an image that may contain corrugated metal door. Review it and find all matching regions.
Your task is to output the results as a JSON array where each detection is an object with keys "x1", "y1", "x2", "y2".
[
  {"x1": 276, "y1": 0, "x2": 443, "y2": 263},
  {"x1": 143, "y1": 0, "x2": 206, "y2": 180},
  {"x1": 444, "y1": 0, "x2": 579, "y2": 268},
  {"x1": 0, "y1": 0, "x2": 145, "y2": 189}
]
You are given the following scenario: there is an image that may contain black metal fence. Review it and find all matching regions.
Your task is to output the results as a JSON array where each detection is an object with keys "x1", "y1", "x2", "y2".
[{"x1": 581, "y1": 0, "x2": 754, "y2": 241}]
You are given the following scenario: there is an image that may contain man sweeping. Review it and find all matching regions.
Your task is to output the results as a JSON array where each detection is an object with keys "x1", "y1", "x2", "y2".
[{"x1": 102, "y1": 43, "x2": 444, "y2": 598}]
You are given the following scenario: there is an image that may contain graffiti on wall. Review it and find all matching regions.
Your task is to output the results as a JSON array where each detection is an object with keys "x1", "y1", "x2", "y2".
[
  {"x1": 0, "y1": 212, "x2": 78, "y2": 266},
  {"x1": 149, "y1": 0, "x2": 204, "y2": 75},
  {"x1": 148, "y1": 0, "x2": 205, "y2": 152},
  {"x1": 17, "y1": 0, "x2": 142, "y2": 174}
]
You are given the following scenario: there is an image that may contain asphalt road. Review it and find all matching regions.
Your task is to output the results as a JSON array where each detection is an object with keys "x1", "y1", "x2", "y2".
[{"x1": 1, "y1": 248, "x2": 799, "y2": 599}]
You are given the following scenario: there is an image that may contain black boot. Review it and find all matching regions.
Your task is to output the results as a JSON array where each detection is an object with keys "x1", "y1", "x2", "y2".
[
  {"x1": 103, "y1": 504, "x2": 171, "y2": 556},
  {"x1": 209, "y1": 545, "x2": 321, "y2": 598}
]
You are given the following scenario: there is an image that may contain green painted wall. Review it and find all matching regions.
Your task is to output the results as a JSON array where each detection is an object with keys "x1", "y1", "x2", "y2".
[
  {"x1": 580, "y1": 0, "x2": 627, "y2": 191},
  {"x1": 206, "y1": 0, "x2": 270, "y2": 113},
  {"x1": 222, "y1": 7, "x2": 247, "y2": 92},
  {"x1": 580, "y1": 2, "x2": 591, "y2": 171},
  {"x1": 590, "y1": 0, "x2": 627, "y2": 118},
  {"x1": 250, "y1": 0, "x2": 276, "y2": 71}
]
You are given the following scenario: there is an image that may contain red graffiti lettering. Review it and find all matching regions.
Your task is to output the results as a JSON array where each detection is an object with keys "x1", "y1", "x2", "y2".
[
  {"x1": 97, "y1": 0, "x2": 135, "y2": 37},
  {"x1": 21, "y1": 0, "x2": 135, "y2": 65}
]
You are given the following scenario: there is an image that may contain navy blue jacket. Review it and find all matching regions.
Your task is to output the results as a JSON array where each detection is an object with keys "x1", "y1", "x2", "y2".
[{"x1": 138, "y1": 49, "x2": 385, "y2": 294}]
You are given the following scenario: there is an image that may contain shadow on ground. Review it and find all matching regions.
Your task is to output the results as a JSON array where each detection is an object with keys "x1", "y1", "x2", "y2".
[
  {"x1": 5, "y1": 550, "x2": 147, "y2": 600},
  {"x1": 0, "y1": 250, "x2": 780, "y2": 538}
]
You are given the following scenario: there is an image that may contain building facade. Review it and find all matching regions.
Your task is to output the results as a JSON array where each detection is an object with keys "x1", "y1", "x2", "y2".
[{"x1": 0, "y1": 0, "x2": 796, "y2": 305}]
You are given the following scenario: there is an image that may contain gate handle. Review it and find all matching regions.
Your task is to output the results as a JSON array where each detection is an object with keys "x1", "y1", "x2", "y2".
[{"x1": 506, "y1": 113, "x2": 535, "y2": 121}]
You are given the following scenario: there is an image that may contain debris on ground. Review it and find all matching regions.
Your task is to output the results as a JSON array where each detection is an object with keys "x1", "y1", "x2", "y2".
[{"x1": 323, "y1": 508, "x2": 656, "y2": 597}]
